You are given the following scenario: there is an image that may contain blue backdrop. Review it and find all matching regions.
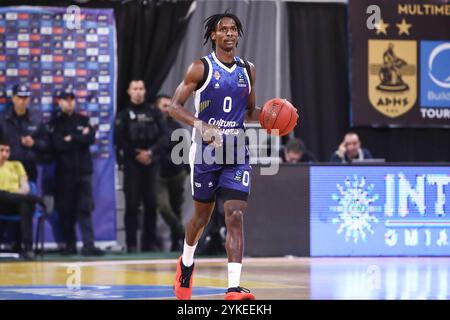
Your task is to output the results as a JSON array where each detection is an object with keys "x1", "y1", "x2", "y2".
[{"x1": 0, "y1": 6, "x2": 117, "y2": 243}]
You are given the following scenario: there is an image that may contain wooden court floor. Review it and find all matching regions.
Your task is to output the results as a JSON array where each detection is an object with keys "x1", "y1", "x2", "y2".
[{"x1": 0, "y1": 257, "x2": 449, "y2": 299}]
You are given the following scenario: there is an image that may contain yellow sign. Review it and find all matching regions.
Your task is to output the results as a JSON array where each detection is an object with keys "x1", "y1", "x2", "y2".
[{"x1": 368, "y1": 40, "x2": 417, "y2": 118}]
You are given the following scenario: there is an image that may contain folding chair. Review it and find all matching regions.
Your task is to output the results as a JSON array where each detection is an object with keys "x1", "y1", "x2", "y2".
[{"x1": 0, "y1": 182, "x2": 47, "y2": 259}]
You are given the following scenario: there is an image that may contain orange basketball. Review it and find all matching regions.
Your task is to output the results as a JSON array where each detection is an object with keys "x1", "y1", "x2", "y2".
[{"x1": 259, "y1": 98, "x2": 299, "y2": 136}]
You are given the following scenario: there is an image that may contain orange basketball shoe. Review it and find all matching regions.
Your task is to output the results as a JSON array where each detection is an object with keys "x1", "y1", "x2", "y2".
[
  {"x1": 174, "y1": 256, "x2": 195, "y2": 300},
  {"x1": 224, "y1": 287, "x2": 256, "y2": 300}
]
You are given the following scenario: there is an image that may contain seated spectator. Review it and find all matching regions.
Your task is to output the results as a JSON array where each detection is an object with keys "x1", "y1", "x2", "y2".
[
  {"x1": 280, "y1": 138, "x2": 317, "y2": 163},
  {"x1": 0, "y1": 139, "x2": 44, "y2": 260},
  {"x1": 330, "y1": 132, "x2": 372, "y2": 163}
]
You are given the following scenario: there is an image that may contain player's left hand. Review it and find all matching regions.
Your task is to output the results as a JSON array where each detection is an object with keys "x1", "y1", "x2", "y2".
[{"x1": 201, "y1": 123, "x2": 223, "y2": 148}]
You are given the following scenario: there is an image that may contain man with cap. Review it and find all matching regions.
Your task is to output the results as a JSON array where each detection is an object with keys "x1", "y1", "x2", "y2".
[
  {"x1": 50, "y1": 87, "x2": 103, "y2": 256},
  {"x1": 0, "y1": 84, "x2": 49, "y2": 254},
  {"x1": 0, "y1": 84, "x2": 49, "y2": 183}
]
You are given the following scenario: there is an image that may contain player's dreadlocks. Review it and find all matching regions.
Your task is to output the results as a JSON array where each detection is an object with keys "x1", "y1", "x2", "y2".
[{"x1": 203, "y1": 10, "x2": 244, "y2": 50}]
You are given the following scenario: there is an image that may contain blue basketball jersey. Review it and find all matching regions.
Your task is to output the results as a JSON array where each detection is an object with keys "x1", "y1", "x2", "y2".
[
  {"x1": 192, "y1": 52, "x2": 252, "y2": 145},
  {"x1": 189, "y1": 52, "x2": 253, "y2": 201}
]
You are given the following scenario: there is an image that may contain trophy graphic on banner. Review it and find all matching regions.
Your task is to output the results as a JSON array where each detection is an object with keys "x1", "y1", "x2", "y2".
[{"x1": 377, "y1": 43, "x2": 409, "y2": 92}]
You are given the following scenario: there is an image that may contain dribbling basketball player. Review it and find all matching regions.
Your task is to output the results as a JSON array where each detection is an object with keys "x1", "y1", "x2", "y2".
[{"x1": 169, "y1": 11, "x2": 261, "y2": 300}]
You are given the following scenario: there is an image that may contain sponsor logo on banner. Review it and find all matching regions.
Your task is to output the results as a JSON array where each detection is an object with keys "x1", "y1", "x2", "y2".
[
  {"x1": 6, "y1": 69, "x2": 18, "y2": 76},
  {"x1": 17, "y1": 34, "x2": 29, "y2": 41},
  {"x1": 63, "y1": 41, "x2": 75, "y2": 49},
  {"x1": 98, "y1": 55, "x2": 110, "y2": 63},
  {"x1": 6, "y1": 41, "x2": 18, "y2": 48},
  {"x1": 86, "y1": 34, "x2": 98, "y2": 42},
  {"x1": 97, "y1": 27, "x2": 109, "y2": 35},
  {"x1": 99, "y1": 76, "x2": 110, "y2": 83},
  {"x1": 368, "y1": 40, "x2": 417, "y2": 118},
  {"x1": 41, "y1": 96, "x2": 53, "y2": 104},
  {"x1": 40, "y1": 27, "x2": 52, "y2": 34},
  {"x1": 6, "y1": 13, "x2": 18, "y2": 20},
  {"x1": 98, "y1": 96, "x2": 110, "y2": 104},
  {"x1": 87, "y1": 82, "x2": 99, "y2": 90},
  {"x1": 41, "y1": 55, "x2": 52, "y2": 62},
  {"x1": 30, "y1": 34, "x2": 40, "y2": 41},
  {"x1": 99, "y1": 124, "x2": 110, "y2": 132},
  {"x1": 17, "y1": 48, "x2": 29, "y2": 55},
  {"x1": 420, "y1": 41, "x2": 450, "y2": 108},
  {"x1": 41, "y1": 75, "x2": 53, "y2": 83},
  {"x1": 86, "y1": 48, "x2": 98, "y2": 56}
]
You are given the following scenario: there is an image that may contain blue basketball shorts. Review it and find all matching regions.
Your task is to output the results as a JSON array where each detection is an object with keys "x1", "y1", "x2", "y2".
[{"x1": 189, "y1": 142, "x2": 252, "y2": 203}]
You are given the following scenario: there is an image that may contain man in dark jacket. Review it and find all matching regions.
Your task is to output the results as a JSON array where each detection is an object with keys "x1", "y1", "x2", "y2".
[
  {"x1": 0, "y1": 84, "x2": 49, "y2": 253},
  {"x1": 0, "y1": 84, "x2": 49, "y2": 183},
  {"x1": 330, "y1": 132, "x2": 373, "y2": 163},
  {"x1": 280, "y1": 137, "x2": 317, "y2": 163},
  {"x1": 51, "y1": 88, "x2": 103, "y2": 256},
  {"x1": 117, "y1": 79, "x2": 167, "y2": 252},
  {"x1": 155, "y1": 94, "x2": 187, "y2": 252}
]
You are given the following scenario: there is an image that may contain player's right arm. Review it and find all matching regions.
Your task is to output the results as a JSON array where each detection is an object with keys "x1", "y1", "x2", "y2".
[
  {"x1": 169, "y1": 60, "x2": 203, "y2": 127},
  {"x1": 169, "y1": 60, "x2": 222, "y2": 147}
]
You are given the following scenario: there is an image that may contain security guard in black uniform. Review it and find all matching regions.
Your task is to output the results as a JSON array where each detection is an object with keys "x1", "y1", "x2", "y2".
[
  {"x1": 50, "y1": 88, "x2": 103, "y2": 256},
  {"x1": 0, "y1": 84, "x2": 49, "y2": 183},
  {"x1": 117, "y1": 79, "x2": 166, "y2": 252},
  {"x1": 0, "y1": 84, "x2": 49, "y2": 253}
]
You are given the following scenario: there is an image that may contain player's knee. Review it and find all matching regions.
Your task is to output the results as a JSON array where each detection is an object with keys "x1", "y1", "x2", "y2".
[{"x1": 225, "y1": 209, "x2": 244, "y2": 228}]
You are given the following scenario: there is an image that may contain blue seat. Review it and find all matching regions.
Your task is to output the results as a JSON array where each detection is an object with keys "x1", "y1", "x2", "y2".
[{"x1": 0, "y1": 182, "x2": 47, "y2": 258}]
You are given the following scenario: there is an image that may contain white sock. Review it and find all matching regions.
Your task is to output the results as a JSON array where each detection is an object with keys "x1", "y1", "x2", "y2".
[
  {"x1": 182, "y1": 240, "x2": 197, "y2": 267},
  {"x1": 228, "y1": 263, "x2": 242, "y2": 288}
]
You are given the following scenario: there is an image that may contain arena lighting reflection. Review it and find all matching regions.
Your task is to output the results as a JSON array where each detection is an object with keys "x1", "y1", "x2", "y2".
[{"x1": 310, "y1": 259, "x2": 449, "y2": 299}]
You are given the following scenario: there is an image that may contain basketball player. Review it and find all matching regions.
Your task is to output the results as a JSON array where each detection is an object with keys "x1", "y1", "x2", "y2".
[{"x1": 169, "y1": 12, "x2": 261, "y2": 300}]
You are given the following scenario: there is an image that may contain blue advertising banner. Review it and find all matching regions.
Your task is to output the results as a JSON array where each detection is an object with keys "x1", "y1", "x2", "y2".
[
  {"x1": 311, "y1": 166, "x2": 450, "y2": 256},
  {"x1": 0, "y1": 6, "x2": 117, "y2": 243}
]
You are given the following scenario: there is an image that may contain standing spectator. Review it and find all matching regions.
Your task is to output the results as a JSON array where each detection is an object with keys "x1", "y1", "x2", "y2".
[
  {"x1": 51, "y1": 88, "x2": 103, "y2": 256},
  {"x1": 155, "y1": 94, "x2": 186, "y2": 252},
  {"x1": 280, "y1": 138, "x2": 317, "y2": 163},
  {"x1": 330, "y1": 132, "x2": 373, "y2": 163},
  {"x1": 0, "y1": 84, "x2": 49, "y2": 183},
  {"x1": 117, "y1": 79, "x2": 166, "y2": 252},
  {"x1": 0, "y1": 84, "x2": 49, "y2": 252}
]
